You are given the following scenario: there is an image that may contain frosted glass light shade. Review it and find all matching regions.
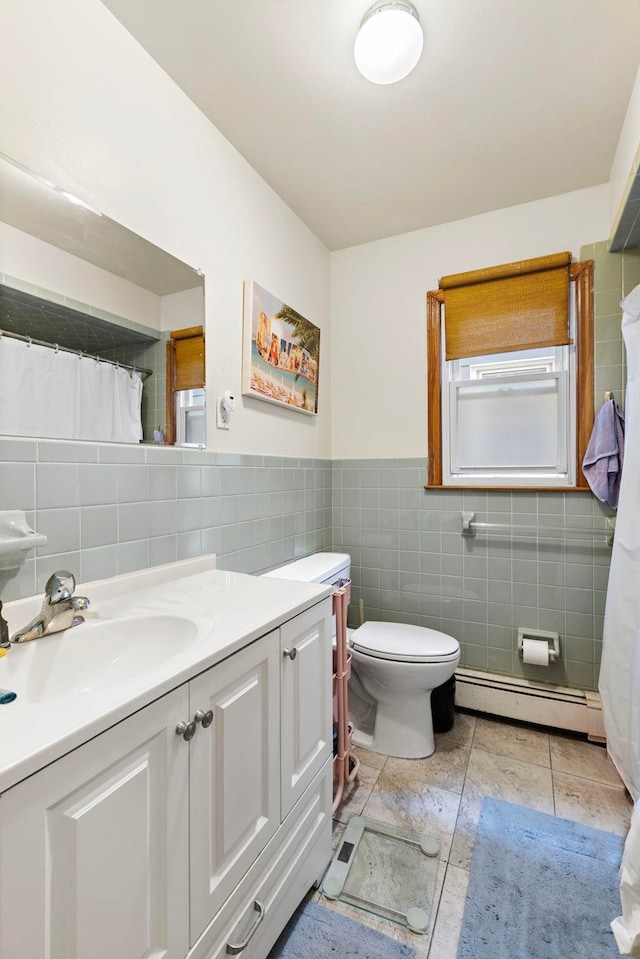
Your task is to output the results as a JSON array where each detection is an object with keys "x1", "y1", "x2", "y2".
[{"x1": 354, "y1": 2, "x2": 424, "y2": 85}]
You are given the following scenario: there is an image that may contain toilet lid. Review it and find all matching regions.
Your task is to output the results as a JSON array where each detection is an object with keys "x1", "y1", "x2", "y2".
[{"x1": 350, "y1": 622, "x2": 460, "y2": 663}]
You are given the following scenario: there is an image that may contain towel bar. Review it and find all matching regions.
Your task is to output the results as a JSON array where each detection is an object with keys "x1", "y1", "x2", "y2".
[{"x1": 461, "y1": 511, "x2": 614, "y2": 544}]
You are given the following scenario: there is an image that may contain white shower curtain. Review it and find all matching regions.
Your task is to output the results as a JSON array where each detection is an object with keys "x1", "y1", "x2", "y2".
[
  {"x1": 0, "y1": 336, "x2": 143, "y2": 443},
  {"x1": 600, "y1": 284, "x2": 640, "y2": 958},
  {"x1": 600, "y1": 283, "x2": 640, "y2": 800}
]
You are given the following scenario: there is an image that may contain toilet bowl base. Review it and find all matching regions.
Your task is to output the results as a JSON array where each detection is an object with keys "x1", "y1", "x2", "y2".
[{"x1": 352, "y1": 693, "x2": 435, "y2": 759}]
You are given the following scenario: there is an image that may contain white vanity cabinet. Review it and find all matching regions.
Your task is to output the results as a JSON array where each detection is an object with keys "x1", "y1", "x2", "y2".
[
  {"x1": 188, "y1": 630, "x2": 281, "y2": 943},
  {"x1": 0, "y1": 596, "x2": 333, "y2": 959},
  {"x1": 280, "y1": 602, "x2": 333, "y2": 818},
  {"x1": 0, "y1": 685, "x2": 192, "y2": 959}
]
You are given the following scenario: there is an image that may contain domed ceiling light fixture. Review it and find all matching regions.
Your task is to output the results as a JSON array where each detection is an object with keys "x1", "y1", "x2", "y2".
[{"x1": 354, "y1": 1, "x2": 424, "y2": 85}]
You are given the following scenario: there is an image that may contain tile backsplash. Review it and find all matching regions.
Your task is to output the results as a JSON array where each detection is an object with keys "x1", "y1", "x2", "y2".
[{"x1": 0, "y1": 436, "x2": 332, "y2": 602}]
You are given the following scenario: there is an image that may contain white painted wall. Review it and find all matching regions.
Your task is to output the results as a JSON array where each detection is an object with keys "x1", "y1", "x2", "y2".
[
  {"x1": 0, "y1": 0, "x2": 331, "y2": 458},
  {"x1": 160, "y1": 287, "x2": 204, "y2": 334},
  {"x1": 0, "y1": 222, "x2": 163, "y2": 329},
  {"x1": 330, "y1": 185, "x2": 610, "y2": 459},
  {"x1": 609, "y1": 64, "x2": 640, "y2": 232}
]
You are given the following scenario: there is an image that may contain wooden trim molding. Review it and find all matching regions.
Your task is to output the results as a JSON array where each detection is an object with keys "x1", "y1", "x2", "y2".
[
  {"x1": 165, "y1": 338, "x2": 177, "y2": 446},
  {"x1": 427, "y1": 290, "x2": 444, "y2": 487},
  {"x1": 573, "y1": 260, "x2": 594, "y2": 489}
]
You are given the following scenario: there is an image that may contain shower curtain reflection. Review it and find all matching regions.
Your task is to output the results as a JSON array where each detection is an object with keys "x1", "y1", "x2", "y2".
[{"x1": 0, "y1": 335, "x2": 143, "y2": 443}]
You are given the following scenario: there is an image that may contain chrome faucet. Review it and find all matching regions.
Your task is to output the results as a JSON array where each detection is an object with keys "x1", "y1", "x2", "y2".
[{"x1": 10, "y1": 571, "x2": 89, "y2": 643}]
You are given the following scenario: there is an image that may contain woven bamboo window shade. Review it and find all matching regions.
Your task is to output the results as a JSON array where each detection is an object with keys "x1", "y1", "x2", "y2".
[
  {"x1": 440, "y1": 252, "x2": 572, "y2": 361},
  {"x1": 171, "y1": 326, "x2": 205, "y2": 391}
]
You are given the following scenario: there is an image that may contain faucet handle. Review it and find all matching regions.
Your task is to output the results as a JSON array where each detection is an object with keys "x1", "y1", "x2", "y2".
[{"x1": 45, "y1": 571, "x2": 76, "y2": 604}]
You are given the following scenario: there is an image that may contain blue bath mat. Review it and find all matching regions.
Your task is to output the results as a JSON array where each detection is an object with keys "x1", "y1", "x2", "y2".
[
  {"x1": 457, "y1": 797, "x2": 624, "y2": 959},
  {"x1": 268, "y1": 899, "x2": 415, "y2": 959}
]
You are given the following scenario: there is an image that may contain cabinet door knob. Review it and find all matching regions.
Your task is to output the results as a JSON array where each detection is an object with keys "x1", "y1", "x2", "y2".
[
  {"x1": 175, "y1": 720, "x2": 197, "y2": 741},
  {"x1": 226, "y1": 899, "x2": 265, "y2": 954},
  {"x1": 283, "y1": 647, "x2": 297, "y2": 660},
  {"x1": 194, "y1": 709, "x2": 214, "y2": 728}
]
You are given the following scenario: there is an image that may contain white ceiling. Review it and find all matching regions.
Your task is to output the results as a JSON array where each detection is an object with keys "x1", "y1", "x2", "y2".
[{"x1": 101, "y1": 0, "x2": 640, "y2": 251}]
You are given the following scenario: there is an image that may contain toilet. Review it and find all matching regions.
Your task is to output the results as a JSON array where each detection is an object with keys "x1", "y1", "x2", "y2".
[{"x1": 263, "y1": 551, "x2": 460, "y2": 760}]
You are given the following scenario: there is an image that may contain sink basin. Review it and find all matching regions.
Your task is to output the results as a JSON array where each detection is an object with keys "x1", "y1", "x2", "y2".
[{"x1": 20, "y1": 615, "x2": 202, "y2": 703}]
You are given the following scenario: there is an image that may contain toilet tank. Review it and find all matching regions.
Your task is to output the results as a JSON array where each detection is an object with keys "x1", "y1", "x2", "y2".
[
  {"x1": 263, "y1": 552, "x2": 351, "y2": 586},
  {"x1": 263, "y1": 552, "x2": 351, "y2": 640}
]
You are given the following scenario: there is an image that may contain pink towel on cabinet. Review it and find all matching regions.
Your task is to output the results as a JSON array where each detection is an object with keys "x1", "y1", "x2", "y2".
[{"x1": 582, "y1": 399, "x2": 625, "y2": 508}]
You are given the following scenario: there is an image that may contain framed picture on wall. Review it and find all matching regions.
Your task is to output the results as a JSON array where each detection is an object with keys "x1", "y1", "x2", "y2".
[{"x1": 242, "y1": 280, "x2": 320, "y2": 415}]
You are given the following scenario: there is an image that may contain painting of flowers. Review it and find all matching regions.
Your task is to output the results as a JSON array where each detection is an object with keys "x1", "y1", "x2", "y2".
[{"x1": 242, "y1": 280, "x2": 320, "y2": 414}]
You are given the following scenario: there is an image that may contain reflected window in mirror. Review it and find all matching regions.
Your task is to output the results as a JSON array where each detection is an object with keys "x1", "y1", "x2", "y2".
[
  {"x1": 166, "y1": 326, "x2": 206, "y2": 447},
  {"x1": 176, "y1": 388, "x2": 206, "y2": 446}
]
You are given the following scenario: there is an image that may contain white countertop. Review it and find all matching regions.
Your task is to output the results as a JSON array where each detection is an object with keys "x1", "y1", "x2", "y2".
[{"x1": 0, "y1": 558, "x2": 333, "y2": 793}]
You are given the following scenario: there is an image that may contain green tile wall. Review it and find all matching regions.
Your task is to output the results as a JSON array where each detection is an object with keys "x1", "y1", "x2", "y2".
[
  {"x1": 582, "y1": 239, "x2": 640, "y2": 408},
  {"x1": 0, "y1": 438, "x2": 332, "y2": 603},
  {"x1": 332, "y1": 462, "x2": 612, "y2": 692}
]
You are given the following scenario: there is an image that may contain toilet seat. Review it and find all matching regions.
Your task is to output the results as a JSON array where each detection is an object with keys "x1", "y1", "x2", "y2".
[{"x1": 350, "y1": 621, "x2": 459, "y2": 664}]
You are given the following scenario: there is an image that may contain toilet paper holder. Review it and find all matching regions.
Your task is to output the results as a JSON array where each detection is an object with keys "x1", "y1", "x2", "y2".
[{"x1": 517, "y1": 628, "x2": 560, "y2": 663}]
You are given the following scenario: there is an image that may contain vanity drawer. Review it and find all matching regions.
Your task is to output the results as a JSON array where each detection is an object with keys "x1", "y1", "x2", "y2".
[{"x1": 190, "y1": 757, "x2": 332, "y2": 959}]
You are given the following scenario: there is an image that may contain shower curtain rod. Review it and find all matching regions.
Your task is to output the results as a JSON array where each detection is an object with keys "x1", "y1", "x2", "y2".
[
  {"x1": 0, "y1": 327, "x2": 152, "y2": 378},
  {"x1": 461, "y1": 512, "x2": 614, "y2": 544}
]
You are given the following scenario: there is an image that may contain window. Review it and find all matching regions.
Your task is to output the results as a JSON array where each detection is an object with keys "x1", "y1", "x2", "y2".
[
  {"x1": 175, "y1": 387, "x2": 206, "y2": 447},
  {"x1": 426, "y1": 253, "x2": 594, "y2": 489},
  {"x1": 165, "y1": 326, "x2": 206, "y2": 447}
]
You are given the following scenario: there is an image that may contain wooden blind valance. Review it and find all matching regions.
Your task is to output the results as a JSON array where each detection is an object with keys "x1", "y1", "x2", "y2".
[
  {"x1": 440, "y1": 252, "x2": 572, "y2": 360},
  {"x1": 171, "y1": 326, "x2": 205, "y2": 391}
]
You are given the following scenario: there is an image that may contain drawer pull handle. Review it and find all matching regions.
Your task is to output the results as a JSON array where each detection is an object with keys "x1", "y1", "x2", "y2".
[
  {"x1": 175, "y1": 720, "x2": 197, "y2": 741},
  {"x1": 283, "y1": 647, "x2": 297, "y2": 660},
  {"x1": 194, "y1": 709, "x2": 214, "y2": 728},
  {"x1": 226, "y1": 899, "x2": 265, "y2": 954}
]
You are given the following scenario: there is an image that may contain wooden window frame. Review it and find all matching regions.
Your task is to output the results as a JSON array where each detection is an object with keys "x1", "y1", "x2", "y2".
[
  {"x1": 426, "y1": 260, "x2": 594, "y2": 490},
  {"x1": 165, "y1": 326, "x2": 205, "y2": 446}
]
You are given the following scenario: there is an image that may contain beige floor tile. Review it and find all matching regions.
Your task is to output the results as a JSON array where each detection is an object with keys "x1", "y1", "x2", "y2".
[
  {"x1": 352, "y1": 743, "x2": 387, "y2": 770},
  {"x1": 550, "y1": 733, "x2": 625, "y2": 787},
  {"x1": 363, "y1": 768, "x2": 461, "y2": 860},
  {"x1": 472, "y1": 715, "x2": 550, "y2": 767},
  {"x1": 448, "y1": 793, "x2": 483, "y2": 871},
  {"x1": 436, "y1": 710, "x2": 476, "y2": 747},
  {"x1": 464, "y1": 747, "x2": 554, "y2": 813},
  {"x1": 334, "y1": 762, "x2": 381, "y2": 824},
  {"x1": 553, "y1": 770, "x2": 633, "y2": 836},
  {"x1": 383, "y1": 742, "x2": 470, "y2": 795},
  {"x1": 427, "y1": 864, "x2": 470, "y2": 959},
  {"x1": 321, "y1": 711, "x2": 633, "y2": 959}
]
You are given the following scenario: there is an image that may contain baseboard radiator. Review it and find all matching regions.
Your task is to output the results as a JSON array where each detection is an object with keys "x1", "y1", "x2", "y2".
[{"x1": 454, "y1": 667, "x2": 605, "y2": 742}]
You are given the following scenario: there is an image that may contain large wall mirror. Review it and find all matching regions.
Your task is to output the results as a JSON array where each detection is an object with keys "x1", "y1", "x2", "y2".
[{"x1": 0, "y1": 153, "x2": 205, "y2": 446}]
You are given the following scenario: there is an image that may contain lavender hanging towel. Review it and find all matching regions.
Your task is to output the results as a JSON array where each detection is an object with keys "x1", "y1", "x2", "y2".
[{"x1": 582, "y1": 399, "x2": 625, "y2": 508}]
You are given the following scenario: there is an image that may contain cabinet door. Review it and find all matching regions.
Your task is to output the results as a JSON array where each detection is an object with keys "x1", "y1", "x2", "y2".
[
  {"x1": 189, "y1": 631, "x2": 280, "y2": 944},
  {"x1": 0, "y1": 687, "x2": 190, "y2": 959},
  {"x1": 280, "y1": 598, "x2": 332, "y2": 818}
]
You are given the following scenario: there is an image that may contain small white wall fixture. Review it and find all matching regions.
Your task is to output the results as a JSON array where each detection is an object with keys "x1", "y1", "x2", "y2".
[{"x1": 0, "y1": 511, "x2": 47, "y2": 570}]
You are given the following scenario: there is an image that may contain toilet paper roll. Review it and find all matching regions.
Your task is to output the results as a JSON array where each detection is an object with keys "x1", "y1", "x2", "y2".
[{"x1": 522, "y1": 637, "x2": 549, "y2": 666}]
